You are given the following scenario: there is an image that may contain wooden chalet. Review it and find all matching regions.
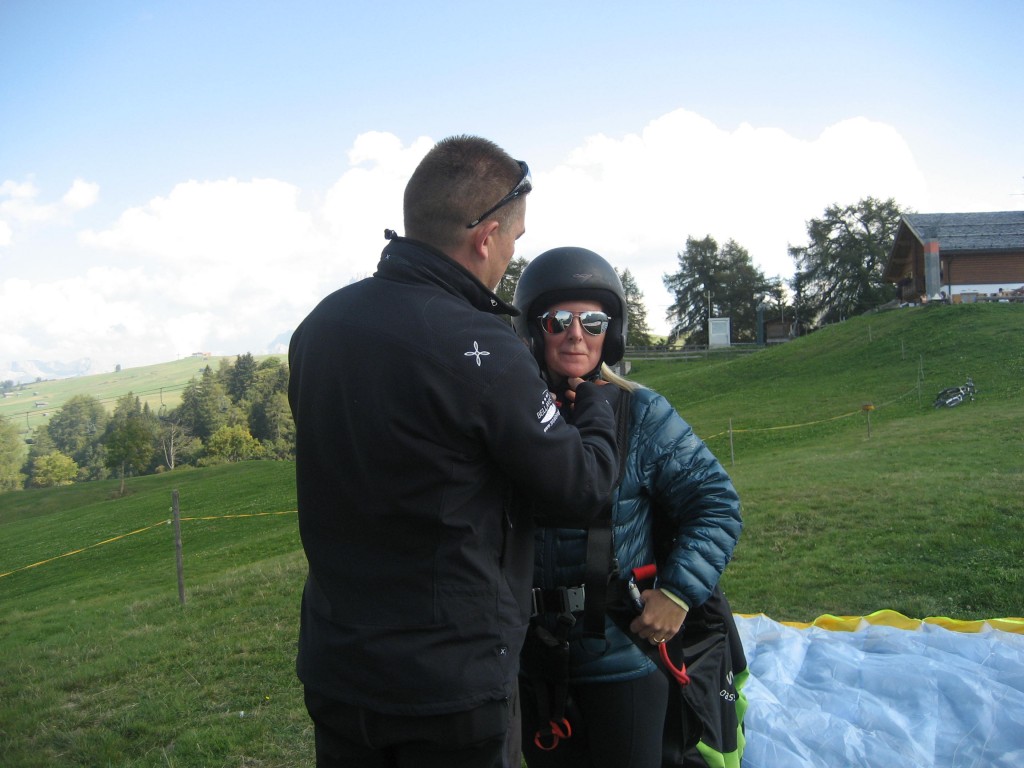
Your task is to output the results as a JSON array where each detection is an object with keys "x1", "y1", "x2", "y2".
[{"x1": 884, "y1": 211, "x2": 1024, "y2": 302}]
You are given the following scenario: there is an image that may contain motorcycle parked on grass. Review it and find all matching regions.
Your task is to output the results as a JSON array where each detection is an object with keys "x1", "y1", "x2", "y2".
[{"x1": 933, "y1": 377, "x2": 976, "y2": 408}]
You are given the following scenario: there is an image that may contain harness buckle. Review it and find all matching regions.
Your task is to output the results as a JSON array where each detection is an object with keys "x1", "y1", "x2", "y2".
[
  {"x1": 563, "y1": 586, "x2": 585, "y2": 613},
  {"x1": 530, "y1": 585, "x2": 586, "y2": 617}
]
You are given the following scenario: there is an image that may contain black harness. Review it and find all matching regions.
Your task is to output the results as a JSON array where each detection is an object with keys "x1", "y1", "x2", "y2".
[{"x1": 526, "y1": 388, "x2": 634, "y2": 750}]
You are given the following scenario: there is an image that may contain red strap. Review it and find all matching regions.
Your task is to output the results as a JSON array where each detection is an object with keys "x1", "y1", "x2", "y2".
[
  {"x1": 660, "y1": 642, "x2": 691, "y2": 686},
  {"x1": 533, "y1": 718, "x2": 573, "y2": 751}
]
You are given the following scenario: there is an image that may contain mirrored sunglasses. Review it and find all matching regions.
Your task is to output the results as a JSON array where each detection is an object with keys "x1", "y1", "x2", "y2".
[{"x1": 537, "y1": 310, "x2": 611, "y2": 336}]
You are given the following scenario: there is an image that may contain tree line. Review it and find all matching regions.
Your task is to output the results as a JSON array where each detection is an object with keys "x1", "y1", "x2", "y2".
[{"x1": 0, "y1": 354, "x2": 292, "y2": 493}]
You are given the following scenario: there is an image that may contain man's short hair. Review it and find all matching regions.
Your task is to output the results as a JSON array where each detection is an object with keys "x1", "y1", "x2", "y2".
[{"x1": 404, "y1": 135, "x2": 525, "y2": 252}]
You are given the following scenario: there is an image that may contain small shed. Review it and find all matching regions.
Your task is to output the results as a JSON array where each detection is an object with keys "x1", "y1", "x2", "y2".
[{"x1": 883, "y1": 211, "x2": 1024, "y2": 302}]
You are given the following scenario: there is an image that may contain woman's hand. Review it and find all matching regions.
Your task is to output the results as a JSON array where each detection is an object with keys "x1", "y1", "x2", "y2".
[{"x1": 629, "y1": 589, "x2": 687, "y2": 645}]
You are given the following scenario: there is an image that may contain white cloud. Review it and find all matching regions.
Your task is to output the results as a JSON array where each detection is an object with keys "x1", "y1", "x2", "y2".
[
  {"x1": 80, "y1": 177, "x2": 318, "y2": 266},
  {"x1": 0, "y1": 179, "x2": 39, "y2": 200},
  {"x1": 62, "y1": 178, "x2": 100, "y2": 210},
  {"x1": 320, "y1": 132, "x2": 434, "y2": 279},
  {"x1": 70, "y1": 177, "x2": 342, "y2": 364},
  {"x1": 0, "y1": 177, "x2": 101, "y2": 249},
  {"x1": 0, "y1": 178, "x2": 53, "y2": 224},
  {"x1": 4, "y1": 109, "x2": 932, "y2": 370}
]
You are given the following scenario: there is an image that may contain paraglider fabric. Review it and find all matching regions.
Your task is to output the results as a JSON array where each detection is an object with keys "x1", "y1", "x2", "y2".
[{"x1": 736, "y1": 612, "x2": 1024, "y2": 768}]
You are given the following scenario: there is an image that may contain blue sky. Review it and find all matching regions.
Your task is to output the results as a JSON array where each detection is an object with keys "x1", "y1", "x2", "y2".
[{"x1": 2, "y1": 0, "x2": 1022, "y2": 376}]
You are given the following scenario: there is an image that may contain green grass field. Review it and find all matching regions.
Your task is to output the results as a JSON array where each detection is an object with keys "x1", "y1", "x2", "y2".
[{"x1": 1, "y1": 302, "x2": 1022, "y2": 766}]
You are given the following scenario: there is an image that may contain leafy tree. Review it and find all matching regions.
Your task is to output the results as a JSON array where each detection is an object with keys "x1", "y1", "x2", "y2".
[
  {"x1": 663, "y1": 236, "x2": 772, "y2": 344},
  {"x1": 0, "y1": 418, "x2": 26, "y2": 492},
  {"x1": 764, "y1": 277, "x2": 789, "y2": 323},
  {"x1": 242, "y1": 358, "x2": 294, "y2": 459},
  {"x1": 224, "y1": 352, "x2": 260, "y2": 404},
  {"x1": 203, "y1": 425, "x2": 265, "y2": 464},
  {"x1": 664, "y1": 235, "x2": 717, "y2": 345},
  {"x1": 789, "y1": 197, "x2": 906, "y2": 326},
  {"x1": 33, "y1": 451, "x2": 78, "y2": 487},
  {"x1": 616, "y1": 268, "x2": 654, "y2": 347},
  {"x1": 173, "y1": 366, "x2": 229, "y2": 442},
  {"x1": 102, "y1": 394, "x2": 157, "y2": 495},
  {"x1": 495, "y1": 256, "x2": 529, "y2": 308},
  {"x1": 46, "y1": 394, "x2": 108, "y2": 479},
  {"x1": 23, "y1": 428, "x2": 55, "y2": 488},
  {"x1": 248, "y1": 390, "x2": 294, "y2": 458},
  {"x1": 253, "y1": 357, "x2": 290, "y2": 408}
]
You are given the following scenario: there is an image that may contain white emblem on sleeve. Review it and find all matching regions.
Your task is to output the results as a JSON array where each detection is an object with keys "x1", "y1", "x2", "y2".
[
  {"x1": 464, "y1": 341, "x2": 490, "y2": 366},
  {"x1": 536, "y1": 389, "x2": 560, "y2": 432}
]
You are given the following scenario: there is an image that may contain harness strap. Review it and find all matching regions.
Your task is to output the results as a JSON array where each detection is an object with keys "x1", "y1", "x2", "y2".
[
  {"x1": 582, "y1": 525, "x2": 612, "y2": 639},
  {"x1": 580, "y1": 388, "x2": 633, "y2": 642},
  {"x1": 527, "y1": 618, "x2": 576, "y2": 750}
]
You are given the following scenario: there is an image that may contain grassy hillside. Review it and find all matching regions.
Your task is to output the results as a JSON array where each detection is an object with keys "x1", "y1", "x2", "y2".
[
  {"x1": 1, "y1": 302, "x2": 1022, "y2": 766},
  {"x1": 628, "y1": 302, "x2": 1023, "y2": 621},
  {"x1": 0, "y1": 354, "x2": 282, "y2": 439}
]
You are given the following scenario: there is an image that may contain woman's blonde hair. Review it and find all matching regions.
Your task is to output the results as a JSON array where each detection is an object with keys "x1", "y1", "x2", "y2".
[{"x1": 599, "y1": 363, "x2": 643, "y2": 392}]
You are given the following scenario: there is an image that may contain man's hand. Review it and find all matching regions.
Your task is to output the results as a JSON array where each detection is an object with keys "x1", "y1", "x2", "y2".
[{"x1": 559, "y1": 377, "x2": 608, "y2": 408}]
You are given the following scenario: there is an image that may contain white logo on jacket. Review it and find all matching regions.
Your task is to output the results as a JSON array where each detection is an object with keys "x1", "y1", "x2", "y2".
[
  {"x1": 464, "y1": 341, "x2": 490, "y2": 366},
  {"x1": 537, "y1": 390, "x2": 560, "y2": 432}
]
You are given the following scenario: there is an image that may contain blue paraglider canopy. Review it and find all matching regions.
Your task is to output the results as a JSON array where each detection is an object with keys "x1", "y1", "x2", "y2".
[{"x1": 737, "y1": 612, "x2": 1024, "y2": 767}]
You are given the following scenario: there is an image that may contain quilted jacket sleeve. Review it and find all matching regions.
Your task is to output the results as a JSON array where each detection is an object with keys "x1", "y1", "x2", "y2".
[{"x1": 629, "y1": 388, "x2": 742, "y2": 609}]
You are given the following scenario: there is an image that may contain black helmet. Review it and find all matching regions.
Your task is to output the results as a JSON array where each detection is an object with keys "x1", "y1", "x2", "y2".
[{"x1": 512, "y1": 246, "x2": 627, "y2": 367}]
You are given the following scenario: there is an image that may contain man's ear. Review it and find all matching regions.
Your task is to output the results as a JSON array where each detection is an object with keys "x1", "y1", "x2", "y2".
[{"x1": 471, "y1": 220, "x2": 502, "y2": 261}]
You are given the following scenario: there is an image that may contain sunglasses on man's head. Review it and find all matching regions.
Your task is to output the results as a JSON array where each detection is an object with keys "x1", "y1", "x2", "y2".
[
  {"x1": 537, "y1": 310, "x2": 612, "y2": 336},
  {"x1": 466, "y1": 160, "x2": 532, "y2": 229}
]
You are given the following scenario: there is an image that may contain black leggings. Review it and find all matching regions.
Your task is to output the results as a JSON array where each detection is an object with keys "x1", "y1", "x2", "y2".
[{"x1": 520, "y1": 670, "x2": 668, "y2": 768}]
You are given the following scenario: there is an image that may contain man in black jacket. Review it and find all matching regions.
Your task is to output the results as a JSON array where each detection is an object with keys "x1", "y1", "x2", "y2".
[{"x1": 289, "y1": 135, "x2": 620, "y2": 768}]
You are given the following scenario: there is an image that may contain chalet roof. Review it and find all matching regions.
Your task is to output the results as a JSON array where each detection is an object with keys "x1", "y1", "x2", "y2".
[{"x1": 900, "y1": 210, "x2": 1024, "y2": 253}]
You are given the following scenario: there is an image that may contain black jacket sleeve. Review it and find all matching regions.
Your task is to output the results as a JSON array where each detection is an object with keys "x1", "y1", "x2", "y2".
[{"x1": 478, "y1": 357, "x2": 619, "y2": 525}]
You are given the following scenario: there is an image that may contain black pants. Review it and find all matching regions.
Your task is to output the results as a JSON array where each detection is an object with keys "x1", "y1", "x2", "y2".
[
  {"x1": 520, "y1": 670, "x2": 669, "y2": 768},
  {"x1": 304, "y1": 688, "x2": 518, "y2": 768}
]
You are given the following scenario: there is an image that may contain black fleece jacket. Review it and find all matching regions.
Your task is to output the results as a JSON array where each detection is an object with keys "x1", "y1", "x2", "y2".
[{"x1": 288, "y1": 237, "x2": 619, "y2": 716}]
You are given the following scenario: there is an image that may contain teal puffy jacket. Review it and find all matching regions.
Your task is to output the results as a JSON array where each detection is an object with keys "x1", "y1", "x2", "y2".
[{"x1": 530, "y1": 385, "x2": 742, "y2": 682}]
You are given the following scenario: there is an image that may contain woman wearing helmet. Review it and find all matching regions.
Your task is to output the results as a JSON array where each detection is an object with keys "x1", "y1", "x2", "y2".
[{"x1": 514, "y1": 247, "x2": 746, "y2": 768}]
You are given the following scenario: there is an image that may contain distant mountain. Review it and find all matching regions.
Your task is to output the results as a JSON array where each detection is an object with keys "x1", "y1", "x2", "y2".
[
  {"x1": 2, "y1": 359, "x2": 95, "y2": 384},
  {"x1": 268, "y1": 330, "x2": 292, "y2": 355}
]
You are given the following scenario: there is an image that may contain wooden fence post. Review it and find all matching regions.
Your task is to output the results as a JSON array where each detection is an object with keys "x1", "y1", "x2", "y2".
[
  {"x1": 862, "y1": 404, "x2": 875, "y2": 438},
  {"x1": 172, "y1": 489, "x2": 186, "y2": 605}
]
